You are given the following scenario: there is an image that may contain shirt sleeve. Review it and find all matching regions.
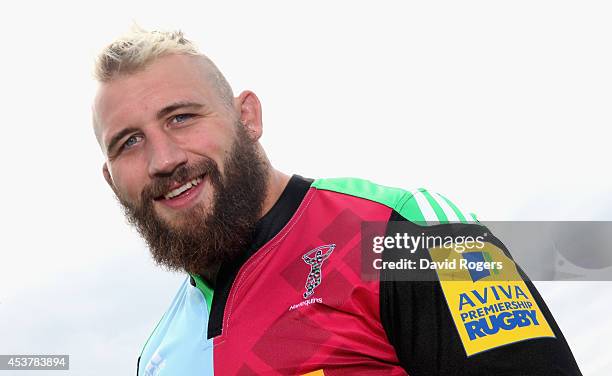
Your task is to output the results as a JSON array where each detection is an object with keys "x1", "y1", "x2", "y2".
[{"x1": 378, "y1": 204, "x2": 582, "y2": 375}]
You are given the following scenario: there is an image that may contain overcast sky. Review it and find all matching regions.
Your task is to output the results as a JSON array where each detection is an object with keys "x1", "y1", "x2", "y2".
[{"x1": 0, "y1": 1, "x2": 610, "y2": 375}]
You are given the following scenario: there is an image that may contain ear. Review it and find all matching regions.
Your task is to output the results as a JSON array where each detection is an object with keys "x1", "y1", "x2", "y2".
[
  {"x1": 102, "y1": 163, "x2": 114, "y2": 189},
  {"x1": 235, "y1": 90, "x2": 263, "y2": 141}
]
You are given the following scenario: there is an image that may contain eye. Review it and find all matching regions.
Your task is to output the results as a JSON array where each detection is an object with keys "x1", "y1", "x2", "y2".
[
  {"x1": 170, "y1": 113, "x2": 194, "y2": 125},
  {"x1": 122, "y1": 134, "x2": 143, "y2": 150}
]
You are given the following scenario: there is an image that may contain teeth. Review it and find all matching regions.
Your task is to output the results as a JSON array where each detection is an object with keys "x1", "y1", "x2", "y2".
[{"x1": 164, "y1": 176, "x2": 203, "y2": 199}]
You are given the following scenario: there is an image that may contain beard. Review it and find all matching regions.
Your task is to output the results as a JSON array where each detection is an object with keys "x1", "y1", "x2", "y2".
[{"x1": 114, "y1": 123, "x2": 269, "y2": 280}]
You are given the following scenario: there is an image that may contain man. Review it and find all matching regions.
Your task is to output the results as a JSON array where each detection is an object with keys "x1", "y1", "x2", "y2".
[{"x1": 92, "y1": 27, "x2": 582, "y2": 375}]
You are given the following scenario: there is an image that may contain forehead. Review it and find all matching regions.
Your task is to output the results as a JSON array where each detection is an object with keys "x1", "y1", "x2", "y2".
[{"x1": 94, "y1": 54, "x2": 214, "y2": 147}]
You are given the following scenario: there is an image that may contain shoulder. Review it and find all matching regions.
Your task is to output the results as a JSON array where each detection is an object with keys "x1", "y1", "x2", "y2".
[{"x1": 311, "y1": 177, "x2": 477, "y2": 224}]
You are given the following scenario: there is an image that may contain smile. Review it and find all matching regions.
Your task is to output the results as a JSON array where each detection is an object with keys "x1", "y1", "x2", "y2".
[
  {"x1": 155, "y1": 174, "x2": 207, "y2": 210},
  {"x1": 164, "y1": 176, "x2": 203, "y2": 200}
]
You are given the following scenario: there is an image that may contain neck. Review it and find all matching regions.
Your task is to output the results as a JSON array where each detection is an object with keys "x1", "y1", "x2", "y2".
[{"x1": 260, "y1": 168, "x2": 291, "y2": 220}]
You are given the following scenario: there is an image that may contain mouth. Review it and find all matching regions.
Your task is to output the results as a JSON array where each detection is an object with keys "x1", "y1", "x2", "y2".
[{"x1": 154, "y1": 174, "x2": 207, "y2": 210}]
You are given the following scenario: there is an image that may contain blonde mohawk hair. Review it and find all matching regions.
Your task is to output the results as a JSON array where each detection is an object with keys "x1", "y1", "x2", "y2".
[
  {"x1": 94, "y1": 25, "x2": 200, "y2": 82},
  {"x1": 93, "y1": 25, "x2": 233, "y2": 107}
]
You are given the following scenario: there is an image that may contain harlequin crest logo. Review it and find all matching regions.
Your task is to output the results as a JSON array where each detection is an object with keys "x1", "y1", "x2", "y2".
[{"x1": 302, "y1": 244, "x2": 335, "y2": 299}]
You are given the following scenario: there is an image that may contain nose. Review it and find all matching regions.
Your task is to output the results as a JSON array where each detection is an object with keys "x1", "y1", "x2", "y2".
[{"x1": 146, "y1": 132, "x2": 188, "y2": 178}]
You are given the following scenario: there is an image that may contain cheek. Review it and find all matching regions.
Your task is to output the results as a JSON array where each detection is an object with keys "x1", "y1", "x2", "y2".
[
  {"x1": 181, "y1": 126, "x2": 235, "y2": 171},
  {"x1": 110, "y1": 161, "x2": 148, "y2": 203}
]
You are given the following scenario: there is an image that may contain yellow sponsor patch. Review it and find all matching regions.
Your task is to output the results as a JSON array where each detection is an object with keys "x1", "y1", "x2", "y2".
[
  {"x1": 300, "y1": 370, "x2": 325, "y2": 376},
  {"x1": 429, "y1": 242, "x2": 555, "y2": 356}
]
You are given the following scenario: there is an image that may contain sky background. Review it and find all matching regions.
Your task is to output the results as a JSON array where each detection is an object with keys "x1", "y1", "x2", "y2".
[{"x1": 0, "y1": 1, "x2": 610, "y2": 375}]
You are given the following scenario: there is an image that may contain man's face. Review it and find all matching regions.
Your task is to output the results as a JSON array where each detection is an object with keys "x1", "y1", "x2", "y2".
[
  {"x1": 96, "y1": 54, "x2": 239, "y2": 225},
  {"x1": 94, "y1": 54, "x2": 268, "y2": 277}
]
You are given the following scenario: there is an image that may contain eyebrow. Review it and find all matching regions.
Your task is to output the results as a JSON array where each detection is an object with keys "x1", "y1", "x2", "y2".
[
  {"x1": 156, "y1": 101, "x2": 205, "y2": 120},
  {"x1": 105, "y1": 101, "x2": 205, "y2": 155},
  {"x1": 106, "y1": 126, "x2": 140, "y2": 156}
]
